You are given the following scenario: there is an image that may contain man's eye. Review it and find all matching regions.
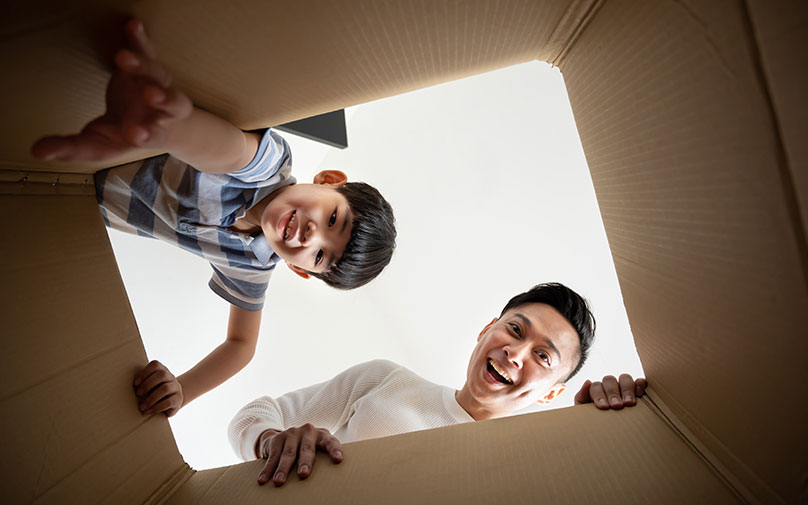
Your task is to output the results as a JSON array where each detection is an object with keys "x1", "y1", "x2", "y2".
[
  {"x1": 536, "y1": 351, "x2": 550, "y2": 364},
  {"x1": 315, "y1": 249, "x2": 324, "y2": 266},
  {"x1": 509, "y1": 323, "x2": 521, "y2": 337},
  {"x1": 329, "y1": 210, "x2": 337, "y2": 227}
]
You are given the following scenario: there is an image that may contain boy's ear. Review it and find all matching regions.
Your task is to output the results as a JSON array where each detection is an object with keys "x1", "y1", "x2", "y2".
[
  {"x1": 477, "y1": 317, "x2": 498, "y2": 342},
  {"x1": 313, "y1": 170, "x2": 347, "y2": 187},
  {"x1": 287, "y1": 263, "x2": 311, "y2": 279},
  {"x1": 537, "y1": 384, "x2": 566, "y2": 405}
]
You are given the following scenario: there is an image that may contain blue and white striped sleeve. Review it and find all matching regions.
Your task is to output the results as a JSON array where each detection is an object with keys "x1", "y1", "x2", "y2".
[
  {"x1": 208, "y1": 264, "x2": 274, "y2": 311},
  {"x1": 228, "y1": 129, "x2": 292, "y2": 184}
]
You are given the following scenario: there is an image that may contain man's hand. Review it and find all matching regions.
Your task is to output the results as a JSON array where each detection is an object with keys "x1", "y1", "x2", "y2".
[
  {"x1": 574, "y1": 374, "x2": 647, "y2": 410},
  {"x1": 31, "y1": 18, "x2": 192, "y2": 162},
  {"x1": 133, "y1": 360, "x2": 184, "y2": 417},
  {"x1": 256, "y1": 425, "x2": 344, "y2": 487}
]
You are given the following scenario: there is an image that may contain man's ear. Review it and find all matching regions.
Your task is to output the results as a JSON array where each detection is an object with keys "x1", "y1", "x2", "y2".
[
  {"x1": 537, "y1": 384, "x2": 566, "y2": 405},
  {"x1": 477, "y1": 317, "x2": 498, "y2": 342},
  {"x1": 287, "y1": 263, "x2": 311, "y2": 279},
  {"x1": 313, "y1": 170, "x2": 347, "y2": 187}
]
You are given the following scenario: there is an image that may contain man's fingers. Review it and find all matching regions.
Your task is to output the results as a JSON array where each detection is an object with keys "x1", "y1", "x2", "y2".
[
  {"x1": 258, "y1": 435, "x2": 284, "y2": 485},
  {"x1": 601, "y1": 375, "x2": 623, "y2": 409},
  {"x1": 573, "y1": 379, "x2": 592, "y2": 405},
  {"x1": 295, "y1": 428, "x2": 319, "y2": 479},
  {"x1": 136, "y1": 368, "x2": 172, "y2": 397},
  {"x1": 635, "y1": 378, "x2": 648, "y2": 397},
  {"x1": 619, "y1": 374, "x2": 636, "y2": 406},
  {"x1": 588, "y1": 381, "x2": 609, "y2": 409},
  {"x1": 273, "y1": 433, "x2": 301, "y2": 486},
  {"x1": 317, "y1": 432, "x2": 344, "y2": 463}
]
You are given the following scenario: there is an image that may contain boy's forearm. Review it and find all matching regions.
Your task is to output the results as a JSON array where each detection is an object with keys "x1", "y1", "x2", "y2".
[
  {"x1": 177, "y1": 339, "x2": 256, "y2": 407},
  {"x1": 163, "y1": 107, "x2": 260, "y2": 174}
]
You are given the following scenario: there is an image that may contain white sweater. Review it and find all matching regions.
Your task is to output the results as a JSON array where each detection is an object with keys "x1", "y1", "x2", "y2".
[{"x1": 228, "y1": 359, "x2": 475, "y2": 461}]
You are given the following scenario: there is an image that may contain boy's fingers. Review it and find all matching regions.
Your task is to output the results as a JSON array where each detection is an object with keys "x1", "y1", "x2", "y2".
[
  {"x1": 31, "y1": 134, "x2": 119, "y2": 162},
  {"x1": 114, "y1": 49, "x2": 172, "y2": 88},
  {"x1": 144, "y1": 85, "x2": 193, "y2": 120},
  {"x1": 573, "y1": 379, "x2": 592, "y2": 405},
  {"x1": 618, "y1": 374, "x2": 636, "y2": 405},
  {"x1": 601, "y1": 376, "x2": 623, "y2": 409},
  {"x1": 124, "y1": 19, "x2": 158, "y2": 61},
  {"x1": 588, "y1": 381, "x2": 609, "y2": 409},
  {"x1": 140, "y1": 381, "x2": 178, "y2": 411}
]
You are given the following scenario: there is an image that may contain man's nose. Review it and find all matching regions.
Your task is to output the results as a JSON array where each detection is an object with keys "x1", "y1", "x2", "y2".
[{"x1": 503, "y1": 345, "x2": 525, "y2": 369}]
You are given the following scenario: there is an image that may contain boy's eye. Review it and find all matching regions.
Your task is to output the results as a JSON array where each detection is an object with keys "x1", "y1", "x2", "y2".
[
  {"x1": 329, "y1": 210, "x2": 337, "y2": 227},
  {"x1": 509, "y1": 323, "x2": 522, "y2": 337},
  {"x1": 315, "y1": 249, "x2": 324, "y2": 266}
]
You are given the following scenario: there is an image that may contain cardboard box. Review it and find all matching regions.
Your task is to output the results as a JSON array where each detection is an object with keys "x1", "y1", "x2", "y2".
[{"x1": 1, "y1": 0, "x2": 805, "y2": 503}]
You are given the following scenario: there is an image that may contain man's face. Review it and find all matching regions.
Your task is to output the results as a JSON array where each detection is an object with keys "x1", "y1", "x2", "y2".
[
  {"x1": 462, "y1": 302, "x2": 581, "y2": 417},
  {"x1": 261, "y1": 181, "x2": 353, "y2": 275}
]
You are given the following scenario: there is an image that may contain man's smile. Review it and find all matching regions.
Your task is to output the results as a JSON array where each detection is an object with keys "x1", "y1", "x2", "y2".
[{"x1": 485, "y1": 358, "x2": 513, "y2": 385}]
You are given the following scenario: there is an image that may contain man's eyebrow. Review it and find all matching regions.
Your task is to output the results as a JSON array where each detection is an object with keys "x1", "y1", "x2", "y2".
[{"x1": 515, "y1": 312, "x2": 561, "y2": 361}]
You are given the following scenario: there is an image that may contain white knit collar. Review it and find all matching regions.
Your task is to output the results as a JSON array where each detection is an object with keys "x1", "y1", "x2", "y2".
[{"x1": 443, "y1": 387, "x2": 476, "y2": 423}]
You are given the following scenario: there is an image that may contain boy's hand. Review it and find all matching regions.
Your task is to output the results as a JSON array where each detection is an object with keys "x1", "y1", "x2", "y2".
[
  {"x1": 133, "y1": 360, "x2": 184, "y2": 417},
  {"x1": 574, "y1": 374, "x2": 648, "y2": 410},
  {"x1": 256, "y1": 425, "x2": 344, "y2": 487},
  {"x1": 31, "y1": 19, "x2": 192, "y2": 162}
]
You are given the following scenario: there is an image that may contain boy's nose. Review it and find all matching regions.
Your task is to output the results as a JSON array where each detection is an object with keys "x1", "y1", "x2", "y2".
[{"x1": 301, "y1": 221, "x2": 317, "y2": 244}]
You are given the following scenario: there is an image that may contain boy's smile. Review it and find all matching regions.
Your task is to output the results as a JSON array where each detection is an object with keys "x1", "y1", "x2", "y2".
[{"x1": 260, "y1": 171, "x2": 353, "y2": 275}]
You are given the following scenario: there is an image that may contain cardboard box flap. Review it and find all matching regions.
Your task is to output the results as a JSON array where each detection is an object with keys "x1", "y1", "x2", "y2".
[
  {"x1": 2, "y1": 0, "x2": 596, "y2": 175},
  {"x1": 559, "y1": 1, "x2": 808, "y2": 503},
  {"x1": 0, "y1": 187, "x2": 190, "y2": 505},
  {"x1": 164, "y1": 399, "x2": 740, "y2": 505},
  {"x1": 745, "y1": 0, "x2": 808, "y2": 245}
]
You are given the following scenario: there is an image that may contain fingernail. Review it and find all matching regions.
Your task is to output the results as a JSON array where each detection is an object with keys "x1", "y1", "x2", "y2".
[
  {"x1": 609, "y1": 397, "x2": 620, "y2": 407},
  {"x1": 624, "y1": 394, "x2": 632, "y2": 402},
  {"x1": 274, "y1": 472, "x2": 284, "y2": 482},
  {"x1": 299, "y1": 465, "x2": 309, "y2": 475},
  {"x1": 335, "y1": 450, "x2": 343, "y2": 459},
  {"x1": 258, "y1": 473, "x2": 268, "y2": 484},
  {"x1": 597, "y1": 399, "x2": 608, "y2": 407}
]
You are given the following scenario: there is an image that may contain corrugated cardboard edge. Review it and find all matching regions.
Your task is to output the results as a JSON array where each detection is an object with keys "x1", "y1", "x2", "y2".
[
  {"x1": 643, "y1": 388, "x2": 771, "y2": 505},
  {"x1": 545, "y1": 0, "x2": 604, "y2": 66},
  {"x1": 143, "y1": 464, "x2": 195, "y2": 505},
  {"x1": 0, "y1": 170, "x2": 95, "y2": 195},
  {"x1": 739, "y1": 0, "x2": 808, "y2": 288}
]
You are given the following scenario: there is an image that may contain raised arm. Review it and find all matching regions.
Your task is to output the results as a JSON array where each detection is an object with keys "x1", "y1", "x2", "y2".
[
  {"x1": 31, "y1": 19, "x2": 259, "y2": 174},
  {"x1": 133, "y1": 305, "x2": 261, "y2": 416}
]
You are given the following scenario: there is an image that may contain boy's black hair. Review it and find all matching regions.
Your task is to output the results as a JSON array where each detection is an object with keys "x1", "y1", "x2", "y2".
[
  {"x1": 500, "y1": 282, "x2": 596, "y2": 382},
  {"x1": 311, "y1": 182, "x2": 396, "y2": 289}
]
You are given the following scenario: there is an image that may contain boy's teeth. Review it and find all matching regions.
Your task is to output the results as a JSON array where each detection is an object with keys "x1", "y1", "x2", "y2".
[
  {"x1": 284, "y1": 212, "x2": 296, "y2": 239},
  {"x1": 488, "y1": 358, "x2": 513, "y2": 384}
]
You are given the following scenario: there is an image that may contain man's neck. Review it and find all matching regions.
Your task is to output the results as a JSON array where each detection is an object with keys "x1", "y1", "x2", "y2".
[{"x1": 454, "y1": 387, "x2": 502, "y2": 421}]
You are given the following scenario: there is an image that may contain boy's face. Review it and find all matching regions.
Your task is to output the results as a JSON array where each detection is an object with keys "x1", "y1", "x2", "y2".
[
  {"x1": 461, "y1": 302, "x2": 581, "y2": 417},
  {"x1": 261, "y1": 171, "x2": 353, "y2": 275}
]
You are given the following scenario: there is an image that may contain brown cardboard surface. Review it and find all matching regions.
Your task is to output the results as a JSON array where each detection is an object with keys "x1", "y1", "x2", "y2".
[
  {"x1": 745, "y1": 0, "x2": 808, "y2": 251},
  {"x1": 2, "y1": 0, "x2": 588, "y2": 174},
  {"x1": 560, "y1": 0, "x2": 808, "y2": 503},
  {"x1": 166, "y1": 399, "x2": 739, "y2": 505},
  {"x1": 0, "y1": 191, "x2": 189, "y2": 504}
]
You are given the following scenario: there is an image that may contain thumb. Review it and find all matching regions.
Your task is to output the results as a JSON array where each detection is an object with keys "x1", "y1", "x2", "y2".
[{"x1": 574, "y1": 380, "x2": 592, "y2": 405}]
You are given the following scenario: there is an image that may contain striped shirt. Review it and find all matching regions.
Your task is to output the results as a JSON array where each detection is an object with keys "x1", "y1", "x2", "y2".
[{"x1": 94, "y1": 129, "x2": 295, "y2": 311}]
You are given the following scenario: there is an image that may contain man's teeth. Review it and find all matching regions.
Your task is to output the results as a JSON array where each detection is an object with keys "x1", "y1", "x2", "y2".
[{"x1": 488, "y1": 358, "x2": 513, "y2": 384}]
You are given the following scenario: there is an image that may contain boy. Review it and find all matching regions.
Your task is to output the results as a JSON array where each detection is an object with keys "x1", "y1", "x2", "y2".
[
  {"x1": 228, "y1": 282, "x2": 647, "y2": 487},
  {"x1": 31, "y1": 20, "x2": 396, "y2": 417}
]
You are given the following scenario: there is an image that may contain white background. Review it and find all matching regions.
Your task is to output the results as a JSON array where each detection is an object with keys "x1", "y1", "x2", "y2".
[{"x1": 109, "y1": 61, "x2": 644, "y2": 470}]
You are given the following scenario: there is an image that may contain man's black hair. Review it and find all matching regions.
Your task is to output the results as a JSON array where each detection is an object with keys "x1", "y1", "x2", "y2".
[
  {"x1": 500, "y1": 282, "x2": 596, "y2": 382},
  {"x1": 311, "y1": 182, "x2": 396, "y2": 289}
]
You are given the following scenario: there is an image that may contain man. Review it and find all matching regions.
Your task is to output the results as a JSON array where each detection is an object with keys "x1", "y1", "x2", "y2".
[{"x1": 229, "y1": 283, "x2": 646, "y2": 486}]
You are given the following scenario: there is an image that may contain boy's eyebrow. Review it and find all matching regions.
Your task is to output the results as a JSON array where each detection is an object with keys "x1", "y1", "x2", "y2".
[
  {"x1": 340, "y1": 209, "x2": 350, "y2": 234},
  {"x1": 515, "y1": 312, "x2": 562, "y2": 361}
]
